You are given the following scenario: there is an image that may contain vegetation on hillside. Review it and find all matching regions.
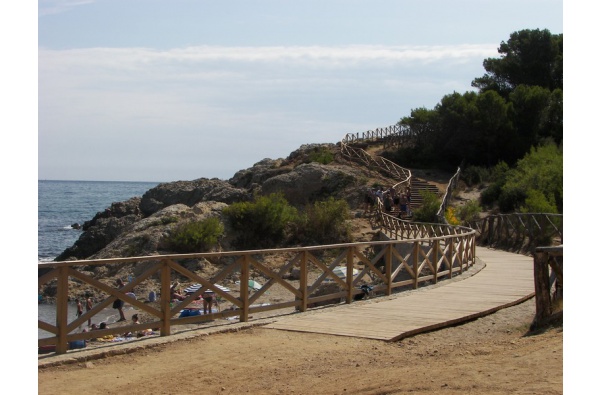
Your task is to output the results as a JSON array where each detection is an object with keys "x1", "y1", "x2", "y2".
[
  {"x1": 380, "y1": 28, "x2": 562, "y2": 214},
  {"x1": 222, "y1": 193, "x2": 353, "y2": 250}
]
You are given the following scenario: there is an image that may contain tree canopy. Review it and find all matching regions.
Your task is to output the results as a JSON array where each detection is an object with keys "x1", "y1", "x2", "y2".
[{"x1": 385, "y1": 28, "x2": 563, "y2": 172}]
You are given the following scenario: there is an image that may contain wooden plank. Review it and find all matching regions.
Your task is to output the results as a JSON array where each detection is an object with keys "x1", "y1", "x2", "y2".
[{"x1": 263, "y1": 247, "x2": 535, "y2": 341}]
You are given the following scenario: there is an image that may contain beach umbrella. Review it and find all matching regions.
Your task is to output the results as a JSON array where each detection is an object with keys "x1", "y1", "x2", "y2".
[
  {"x1": 248, "y1": 280, "x2": 262, "y2": 290},
  {"x1": 234, "y1": 280, "x2": 263, "y2": 291},
  {"x1": 326, "y1": 266, "x2": 359, "y2": 282},
  {"x1": 184, "y1": 283, "x2": 230, "y2": 294}
]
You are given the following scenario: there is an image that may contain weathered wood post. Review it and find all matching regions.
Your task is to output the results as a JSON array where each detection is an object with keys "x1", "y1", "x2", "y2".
[
  {"x1": 160, "y1": 260, "x2": 171, "y2": 336},
  {"x1": 346, "y1": 247, "x2": 354, "y2": 304},
  {"x1": 299, "y1": 251, "x2": 308, "y2": 312},
  {"x1": 55, "y1": 266, "x2": 69, "y2": 354},
  {"x1": 240, "y1": 255, "x2": 250, "y2": 322},
  {"x1": 533, "y1": 249, "x2": 552, "y2": 327},
  {"x1": 432, "y1": 239, "x2": 440, "y2": 284}
]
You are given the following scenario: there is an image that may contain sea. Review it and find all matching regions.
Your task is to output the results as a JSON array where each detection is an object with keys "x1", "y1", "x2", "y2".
[
  {"x1": 38, "y1": 180, "x2": 160, "y2": 263},
  {"x1": 38, "y1": 180, "x2": 160, "y2": 339}
]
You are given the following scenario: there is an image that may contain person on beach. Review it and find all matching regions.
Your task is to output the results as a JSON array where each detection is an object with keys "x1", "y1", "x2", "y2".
[
  {"x1": 202, "y1": 290, "x2": 215, "y2": 315},
  {"x1": 76, "y1": 299, "x2": 83, "y2": 319},
  {"x1": 113, "y1": 279, "x2": 126, "y2": 322},
  {"x1": 170, "y1": 282, "x2": 187, "y2": 301},
  {"x1": 86, "y1": 296, "x2": 93, "y2": 326}
]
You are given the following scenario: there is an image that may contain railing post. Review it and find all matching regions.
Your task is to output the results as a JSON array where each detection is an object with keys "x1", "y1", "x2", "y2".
[
  {"x1": 448, "y1": 238, "x2": 454, "y2": 279},
  {"x1": 55, "y1": 266, "x2": 69, "y2": 354},
  {"x1": 533, "y1": 250, "x2": 552, "y2": 327},
  {"x1": 299, "y1": 251, "x2": 308, "y2": 312},
  {"x1": 432, "y1": 239, "x2": 439, "y2": 284},
  {"x1": 385, "y1": 245, "x2": 392, "y2": 295},
  {"x1": 240, "y1": 255, "x2": 250, "y2": 322},
  {"x1": 413, "y1": 242, "x2": 419, "y2": 289},
  {"x1": 457, "y1": 239, "x2": 464, "y2": 274},
  {"x1": 346, "y1": 247, "x2": 354, "y2": 304},
  {"x1": 160, "y1": 260, "x2": 171, "y2": 336}
]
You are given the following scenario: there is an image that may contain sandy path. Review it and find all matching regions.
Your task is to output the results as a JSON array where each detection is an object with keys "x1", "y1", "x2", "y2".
[{"x1": 38, "y1": 297, "x2": 562, "y2": 395}]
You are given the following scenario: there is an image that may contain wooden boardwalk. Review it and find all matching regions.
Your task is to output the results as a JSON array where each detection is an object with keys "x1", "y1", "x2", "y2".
[{"x1": 263, "y1": 247, "x2": 535, "y2": 341}]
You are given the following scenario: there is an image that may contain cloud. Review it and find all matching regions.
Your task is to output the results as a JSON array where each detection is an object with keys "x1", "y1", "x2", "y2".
[
  {"x1": 39, "y1": 44, "x2": 497, "y2": 180},
  {"x1": 38, "y1": 0, "x2": 95, "y2": 16},
  {"x1": 40, "y1": 43, "x2": 497, "y2": 69}
]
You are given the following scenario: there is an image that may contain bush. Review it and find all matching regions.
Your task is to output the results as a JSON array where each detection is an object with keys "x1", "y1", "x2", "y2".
[
  {"x1": 461, "y1": 166, "x2": 490, "y2": 186},
  {"x1": 480, "y1": 183, "x2": 502, "y2": 207},
  {"x1": 444, "y1": 207, "x2": 460, "y2": 225},
  {"x1": 308, "y1": 147, "x2": 334, "y2": 165},
  {"x1": 456, "y1": 200, "x2": 482, "y2": 224},
  {"x1": 520, "y1": 189, "x2": 558, "y2": 214},
  {"x1": 412, "y1": 190, "x2": 440, "y2": 223},
  {"x1": 223, "y1": 193, "x2": 299, "y2": 249},
  {"x1": 167, "y1": 217, "x2": 224, "y2": 253},
  {"x1": 498, "y1": 186, "x2": 527, "y2": 212},
  {"x1": 293, "y1": 197, "x2": 352, "y2": 245}
]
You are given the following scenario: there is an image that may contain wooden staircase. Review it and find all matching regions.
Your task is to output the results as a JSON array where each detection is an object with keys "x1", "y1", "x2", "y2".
[
  {"x1": 410, "y1": 177, "x2": 441, "y2": 211},
  {"x1": 382, "y1": 177, "x2": 441, "y2": 219}
]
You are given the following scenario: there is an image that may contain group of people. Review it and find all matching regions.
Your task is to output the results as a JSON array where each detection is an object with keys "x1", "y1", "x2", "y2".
[
  {"x1": 170, "y1": 282, "x2": 216, "y2": 315},
  {"x1": 364, "y1": 185, "x2": 412, "y2": 217}
]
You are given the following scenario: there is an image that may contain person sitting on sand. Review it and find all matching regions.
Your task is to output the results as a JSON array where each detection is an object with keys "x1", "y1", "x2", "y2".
[{"x1": 170, "y1": 282, "x2": 187, "y2": 301}]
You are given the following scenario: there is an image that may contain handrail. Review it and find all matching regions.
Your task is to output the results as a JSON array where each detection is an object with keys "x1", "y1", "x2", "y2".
[
  {"x1": 436, "y1": 166, "x2": 462, "y2": 224},
  {"x1": 39, "y1": 124, "x2": 480, "y2": 355},
  {"x1": 39, "y1": 233, "x2": 477, "y2": 354},
  {"x1": 469, "y1": 213, "x2": 563, "y2": 253},
  {"x1": 39, "y1": 125, "x2": 562, "y2": 355},
  {"x1": 532, "y1": 245, "x2": 563, "y2": 329}
]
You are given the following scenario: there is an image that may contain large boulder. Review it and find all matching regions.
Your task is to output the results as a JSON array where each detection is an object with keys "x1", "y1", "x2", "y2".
[
  {"x1": 89, "y1": 201, "x2": 229, "y2": 260},
  {"x1": 56, "y1": 197, "x2": 144, "y2": 261},
  {"x1": 139, "y1": 178, "x2": 250, "y2": 215},
  {"x1": 260, "y1": 162, "x2": 358, "y2": 205}
]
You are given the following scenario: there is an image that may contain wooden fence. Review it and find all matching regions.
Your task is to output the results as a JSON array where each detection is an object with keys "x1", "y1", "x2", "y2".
[
  {"x1": 39, "y1": 230, "x2": 476, "y2": 354},
  {"x1": 470, "y1": 213, "x2": 563, "y2": 253},
  {"x1": 532, "y1": 245, "x2": 563, "y2": 328}
]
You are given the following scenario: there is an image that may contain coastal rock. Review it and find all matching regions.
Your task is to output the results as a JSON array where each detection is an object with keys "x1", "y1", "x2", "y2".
[
  {"x1": 139, "y1": 178, "x2": 250, "y2": 215},
  {"x1": 89, "y1": 202, "x2": 229, "y2": 262},
  {"x1": 260, "y1": 162, "x2": 357, "y2": 205},
  {"x1": 54, "y1": 143, "x2": 391, "y2": 263}
]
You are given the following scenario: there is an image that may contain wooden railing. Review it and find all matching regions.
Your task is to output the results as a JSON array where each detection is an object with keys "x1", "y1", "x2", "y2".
[
  {"x1": 469, "y1": 213, "x2": 563, "y2": 253},
  {"x1": 39, "y1": 233, "x2": 476, "y2": 354},
  {"x1": 40, "y1": 125, "x2": 560, "y2": 354},
  {"x1": 532, "y1": 245, "x2": 563, "y2": 329},
  {"x1": 436, "y1": 166, "x2": 462, "y2": 224},
  {"x1": 341, "y1": 123, "x2": 416, "y2": 149}
]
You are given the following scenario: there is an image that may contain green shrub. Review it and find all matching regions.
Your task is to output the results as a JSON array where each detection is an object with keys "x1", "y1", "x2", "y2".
[
  {"x1": 498, "y1": 186, "x2": 527, "y2": 212},
  {"x1": 456, "y1": 200, "x2": 482, "y2": 224},
  {"x1": 223, "y1": 193, "x2": 299, "y2": 249},
  {"x1": 520, "y1": 189, "x2": 558, "y2": 214},
  {"x1": 461, "y1": 166, "x2": 490, "y2": 186},
  {"x1": 293, "y1": 197, "x2": 352, "y2": 245},
  {"x1": 480, "y1": 183, "x2": 502, "y2": 206},
  {"x1": 308, "y1": 147, "x2": 334, "y2": 165},
  {"x1": 412, "y1": 190, "x2": 440, "y2": 223},
  {"x1": 167, "y1": 217, "x2": 224, "y2": 253}
]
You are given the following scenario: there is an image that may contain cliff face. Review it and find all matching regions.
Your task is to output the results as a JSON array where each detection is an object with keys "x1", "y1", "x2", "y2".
[{"x1": 56, "y1": 143, "x2": 396, "y2": 261}]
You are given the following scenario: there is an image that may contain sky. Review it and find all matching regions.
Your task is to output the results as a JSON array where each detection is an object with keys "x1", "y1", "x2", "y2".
[{"x1": 33, "y1": 0, "x2": 564, "y2": 183}]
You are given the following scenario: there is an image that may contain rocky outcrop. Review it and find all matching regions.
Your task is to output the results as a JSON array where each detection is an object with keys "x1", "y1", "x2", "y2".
[
  {"x1": 139, "y1": 178, "x2": 250, "y2": 215},
  {"x1": 55, "y1": 143, "x2": 393, "y2": 261},
  {"x1": 56, "y1": 197, "x2": 144, "y2": 261}
]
